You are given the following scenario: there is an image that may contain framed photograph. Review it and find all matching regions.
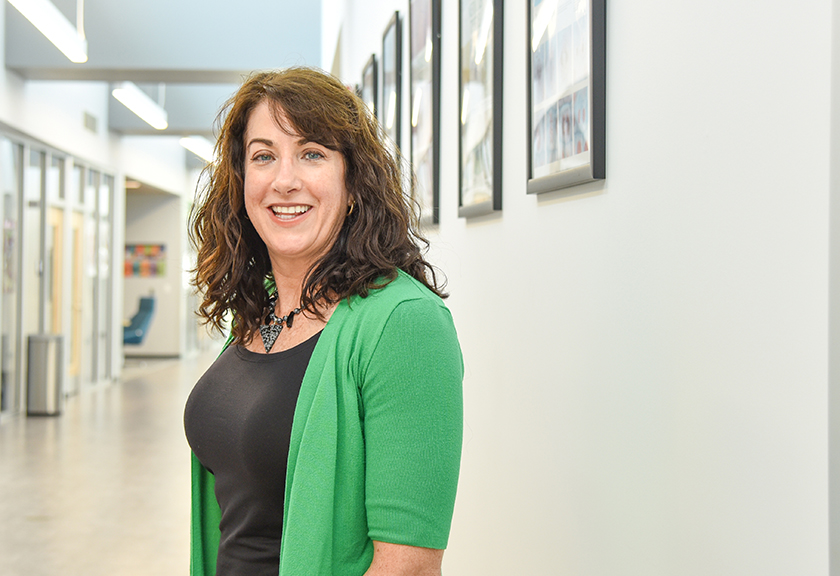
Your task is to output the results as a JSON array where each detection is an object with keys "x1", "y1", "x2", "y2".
[
  {"x1": 409, "y1": 0, "x2": 442, "y2": 225},
  {"x1": 382, "y1": 11, "x2": 403, "y2": 158},
  {"x1": 527, "y1": 0, "x2": 606, "y2": 194},
  {"x1": 459, "y1": 0, "x2": 503, "y2": 218},
  {"x1": 361, "y1": 54, "x2": 378, "y2": 117}
]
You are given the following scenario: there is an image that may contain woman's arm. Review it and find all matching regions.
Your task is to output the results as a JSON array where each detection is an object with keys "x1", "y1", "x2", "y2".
[
  {"x1": 360, "y1": 296, "x2": 463, "y2": 573},
  {"x1": 364, "y1": 541, "x2": 444, "y2": 576}
]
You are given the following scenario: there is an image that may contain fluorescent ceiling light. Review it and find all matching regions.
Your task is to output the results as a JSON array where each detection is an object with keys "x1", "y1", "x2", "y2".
[
  {"x1": 8, "y1": 0, "x2": 88, "y2": 63},
  {"x1": 112, "y1": 82, "x2": 168, "y2": 130},
  {"x1": 180, "y1": 136, "x2": 216, "y2": 163}
]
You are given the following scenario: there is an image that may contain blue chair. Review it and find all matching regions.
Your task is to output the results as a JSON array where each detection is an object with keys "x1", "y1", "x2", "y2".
[{"x1": 124, "y1": 296, "x2": 155, "y2": 345}]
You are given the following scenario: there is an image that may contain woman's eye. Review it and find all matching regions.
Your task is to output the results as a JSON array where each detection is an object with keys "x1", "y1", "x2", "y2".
[
  {"x1": 253, "y1": 153, "x2": 273, "y2": 163},
  {"x1": 304, "y1": 151, "x2": 324, "y2": 161}
]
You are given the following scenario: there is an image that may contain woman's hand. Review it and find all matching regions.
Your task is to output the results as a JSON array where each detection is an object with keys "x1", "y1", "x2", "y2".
[{"x1": 363, "y1": 541, "x2": 444, "y2": 576}]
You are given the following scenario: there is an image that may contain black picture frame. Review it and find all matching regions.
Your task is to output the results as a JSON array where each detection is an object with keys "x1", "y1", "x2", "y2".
[
  {"x1": 409, "y1": 0, "x2": 442, "y2": 225},
  {"x1": 458, "y1": 0, "x2": 503, "y2": 218},
  {"x1": 361, "y1": 54, "x2": 378, "y2": 118},
  {"x1": 382, "y1": 11, "x2": 403, "y2": 158},
  {"x1": 527, "y1": 0, "x2": 606, "y2": 194}
]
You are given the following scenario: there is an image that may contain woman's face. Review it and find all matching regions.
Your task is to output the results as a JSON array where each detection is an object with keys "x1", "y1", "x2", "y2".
[{"x1": 243, "y1": 100, "x2": 349, "y2": 274}]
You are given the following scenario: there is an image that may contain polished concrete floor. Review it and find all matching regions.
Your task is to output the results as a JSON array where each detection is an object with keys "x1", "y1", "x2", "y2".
[{"x1": 0, "y1": 349, "x2": 219, "y2": 576}]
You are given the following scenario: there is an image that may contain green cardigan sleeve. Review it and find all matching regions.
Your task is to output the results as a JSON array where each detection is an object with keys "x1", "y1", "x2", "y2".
[
  {"x1": 190, "y1": 450, "x2": 221, "y2": 576},
  {"x1": 361, "y1": 298, "x2": 464, "y2": 548}
]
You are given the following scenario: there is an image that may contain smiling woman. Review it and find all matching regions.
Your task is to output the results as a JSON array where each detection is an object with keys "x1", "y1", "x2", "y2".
[{"x1": 185, "y1": 67, "x2": 463, "y2": 576}]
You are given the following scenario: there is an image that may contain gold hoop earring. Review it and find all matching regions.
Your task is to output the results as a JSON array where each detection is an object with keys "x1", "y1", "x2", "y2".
[{"x1": 347, "y1": 200, "x2": 356, "y2": 216}]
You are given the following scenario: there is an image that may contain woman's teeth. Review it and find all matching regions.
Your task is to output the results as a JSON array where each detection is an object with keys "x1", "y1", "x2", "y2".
[{"x1": 271, "y1": 205, "x2": 310, "y2": 219}]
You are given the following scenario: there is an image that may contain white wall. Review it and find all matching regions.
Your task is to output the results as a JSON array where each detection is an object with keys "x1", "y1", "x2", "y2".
[
  {"x1": 16, "y1": 80, "x2": 115, "y2": 164},
  {"x1": 119, "y1": 136, "x2": 190, "y2": 197},
  {"x1": 0, "y1": 79, "x2": 190, "y2": 199},
  {"x1": 322, "y1": 0, "x2": 345, "y2": 72},
  {"x1": 339, "y1": 1, "x2": 832, "y2": 574}
]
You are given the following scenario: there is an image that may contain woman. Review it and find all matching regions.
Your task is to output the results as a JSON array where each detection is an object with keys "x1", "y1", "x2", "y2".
[{"x1": 184, "y1": 67, "x2": 463, "y2": 576}]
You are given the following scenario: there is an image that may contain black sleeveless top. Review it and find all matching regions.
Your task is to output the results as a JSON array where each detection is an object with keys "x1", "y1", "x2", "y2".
[{"x1": 184, "y1": 332, "x2": 320, "y2": 575}]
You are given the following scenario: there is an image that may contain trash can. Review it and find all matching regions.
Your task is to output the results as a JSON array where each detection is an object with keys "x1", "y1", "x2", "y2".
[{"x1": 27, "y1": 334, "x2": 64, "y2": 416}]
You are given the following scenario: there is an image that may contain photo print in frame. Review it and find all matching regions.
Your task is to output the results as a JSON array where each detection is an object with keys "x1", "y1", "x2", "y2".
[
  {"x1": 382, "y1": 11, "x2": 403, "y2": 159},
  {"x1": 458, "y1": 0, "x2": 503, "y2": 217},
  {"x1": 361, "y1": 53, "x2": 378, "y2": 118},
  {"x1": 527, "y1": 0, "x2": 606, "y2": 194},
  {"x1": 409, "y1": 0, "x2": 442, "y2": 225}
]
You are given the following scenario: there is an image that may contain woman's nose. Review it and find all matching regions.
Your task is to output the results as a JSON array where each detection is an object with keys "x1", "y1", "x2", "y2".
[{"x1": 272, "y1": 156, "x2": 302, "y2": 193}]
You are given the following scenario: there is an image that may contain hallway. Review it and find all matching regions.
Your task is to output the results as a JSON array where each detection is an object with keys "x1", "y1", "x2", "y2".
[{"x1": 0, "y1": 349, "x2": 219, "y2": 576}]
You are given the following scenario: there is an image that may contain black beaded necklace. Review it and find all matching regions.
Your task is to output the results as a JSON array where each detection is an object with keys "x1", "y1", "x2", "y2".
[{"x1": 258, "y1": 293, "x2": 301, "y2": 353}]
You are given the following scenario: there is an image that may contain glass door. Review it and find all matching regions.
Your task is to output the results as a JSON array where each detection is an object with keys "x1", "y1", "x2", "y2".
[
  {"x1": 67, "y1": 165, "x2": 84, "y2": 394},
  {"x1": 45, "y1": 155, "x2": 66, "y2": 336},
  {"x1": 0, "y1": 143, "x2": 118, "y2": 409},
  {"x1": 22, "y1": 149, "x2": 43, "y2": 340},
  {"x1": 83, "y1": 169, "x2": 98, "y2": 386},
  {"x1": 96, "y1": 174, "x2": 113, "y2": 381},
  {"x1": 0, "y1": 139, "x2": 21, "y2": 415}
]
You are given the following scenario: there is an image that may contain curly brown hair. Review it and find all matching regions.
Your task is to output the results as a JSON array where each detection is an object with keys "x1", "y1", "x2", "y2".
[{"x1": 189, "y1": 67, "x2": 446, "y2": 343}]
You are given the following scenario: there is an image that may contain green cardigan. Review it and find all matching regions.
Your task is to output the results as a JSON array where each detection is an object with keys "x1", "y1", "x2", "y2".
[{"x1": 189, "y1": 272, "x2": 464, "y2": 575}]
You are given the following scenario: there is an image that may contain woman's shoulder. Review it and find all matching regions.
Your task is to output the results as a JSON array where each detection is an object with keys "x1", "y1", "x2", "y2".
[
  {"x1": 339, "y1": 270, "x2": 448, "y2": 326},
  {"x1": 361, "y1": 270, "x2": 444, "y2": 308},
  {"x1": 330, "y1": 271, "x2": 458, "y2": 364}
]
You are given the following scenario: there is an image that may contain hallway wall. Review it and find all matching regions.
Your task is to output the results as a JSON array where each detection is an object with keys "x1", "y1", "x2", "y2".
[
  {"x1": 339, "y1": 1, "x2": 831, "y2": 574},
  {"x1": 0, "y1": 4, "x2": 200, "y2": 388}
]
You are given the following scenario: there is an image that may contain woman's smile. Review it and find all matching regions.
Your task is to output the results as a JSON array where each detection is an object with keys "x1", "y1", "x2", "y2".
[{"x1": 269, "y1": 204, "x2": 312, "y2": 220}]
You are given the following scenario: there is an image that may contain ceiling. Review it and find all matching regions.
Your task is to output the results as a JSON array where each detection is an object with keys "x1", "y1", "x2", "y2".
[{"x1": 5, "y1": 0, "x2": 323, "y2": 138}]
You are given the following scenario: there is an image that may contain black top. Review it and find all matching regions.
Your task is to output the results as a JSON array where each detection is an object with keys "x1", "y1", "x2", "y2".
[{"x1": 184, "y1": 332, "x2": 320, "y2": 576}]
